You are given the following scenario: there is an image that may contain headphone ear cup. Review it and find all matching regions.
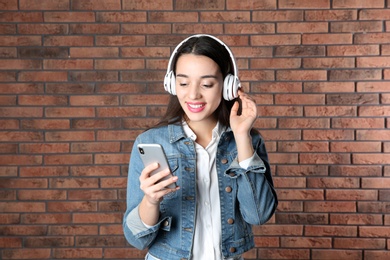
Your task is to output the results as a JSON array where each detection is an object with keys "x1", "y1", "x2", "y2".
[
  {"x1": 164, "y1": 71, "x2": 176, "y2": 95},
  {"x1": 223, "y1": 74, "x2": 240, "y2": 101}
]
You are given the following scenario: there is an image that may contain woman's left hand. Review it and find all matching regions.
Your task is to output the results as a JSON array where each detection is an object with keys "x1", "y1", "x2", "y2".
[{"x1": 230, "y1": 89, "x2": 257, "y2": 136}]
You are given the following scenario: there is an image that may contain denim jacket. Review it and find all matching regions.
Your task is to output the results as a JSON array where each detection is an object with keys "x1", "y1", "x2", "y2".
[{"x1": 123, "y1": 123, "x2": 278, "y2": 260}]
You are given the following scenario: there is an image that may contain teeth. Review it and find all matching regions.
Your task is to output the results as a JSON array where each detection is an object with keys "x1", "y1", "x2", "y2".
[{"x1": 188, "y1": 104, "x2": 204, "y2": 108}]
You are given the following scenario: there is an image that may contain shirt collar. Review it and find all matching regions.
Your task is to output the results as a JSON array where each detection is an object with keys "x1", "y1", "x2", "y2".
[{"x1": 182, "y1": 121, "x2": 225, "y2": 142}]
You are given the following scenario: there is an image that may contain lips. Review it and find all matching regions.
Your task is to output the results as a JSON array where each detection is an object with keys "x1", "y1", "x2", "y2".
[{"x1": 186, "y1": 102, "x2": 206, "y2": 113}]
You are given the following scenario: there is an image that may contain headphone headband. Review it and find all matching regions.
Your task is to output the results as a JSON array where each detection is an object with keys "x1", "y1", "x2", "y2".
[{"x1": 164, "y1": 34, "x2": 241, "y2": 100}]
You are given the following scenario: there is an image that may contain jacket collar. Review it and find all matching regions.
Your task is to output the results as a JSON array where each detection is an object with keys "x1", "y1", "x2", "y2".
[{"x1": 167, "y1": 122, "x2": 231, "y2": 144}]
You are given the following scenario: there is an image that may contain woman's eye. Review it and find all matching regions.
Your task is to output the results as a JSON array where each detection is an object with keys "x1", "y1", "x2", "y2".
[
  {"x1": 202, "y1": 84, "x2": 213, "y2": 88},
  {"x1": 179, "y1": 83, "x2": 188, "y2": 87}
]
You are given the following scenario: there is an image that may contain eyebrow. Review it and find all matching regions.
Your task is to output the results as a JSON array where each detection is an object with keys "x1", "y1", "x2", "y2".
[{"x1": 176, "y1": 74, "x2": 218, "y2": 79}]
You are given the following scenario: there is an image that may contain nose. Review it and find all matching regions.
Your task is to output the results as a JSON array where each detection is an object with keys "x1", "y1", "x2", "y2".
[{"x1": 188, "y1": 83, "x2": 201, "y2": 99}]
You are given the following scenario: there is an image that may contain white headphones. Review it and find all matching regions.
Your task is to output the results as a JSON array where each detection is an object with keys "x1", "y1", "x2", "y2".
[{"x1": 163, "y1": 34, "x2": 241, "y2": 101}]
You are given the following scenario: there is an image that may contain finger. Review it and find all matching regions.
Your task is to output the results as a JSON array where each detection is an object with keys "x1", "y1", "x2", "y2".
[
  {"x1": 140, "y1": 162, "x2": 159, "y2": 181},
  {"x1": 230, "y1": 100, "x2": 240, "y2": 115}
]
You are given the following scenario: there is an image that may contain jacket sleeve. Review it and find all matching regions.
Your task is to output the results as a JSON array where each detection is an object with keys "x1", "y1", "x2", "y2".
[
  {"x1": 122, "y1": 139, "x2": 169, "y2": 250},
  {"x1": 225, "y1": 133, "x2": 278, "y2": 225}
]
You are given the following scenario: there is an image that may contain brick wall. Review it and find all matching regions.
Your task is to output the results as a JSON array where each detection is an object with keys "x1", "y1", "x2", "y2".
[{"x1": 0, "y1": 0, "x2": 389, "y2": 259}]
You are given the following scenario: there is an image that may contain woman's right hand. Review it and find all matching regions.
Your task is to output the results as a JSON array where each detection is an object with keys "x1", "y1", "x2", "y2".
[{"x1": 139, "y1": 162, "x2": 179, "y2": 205}]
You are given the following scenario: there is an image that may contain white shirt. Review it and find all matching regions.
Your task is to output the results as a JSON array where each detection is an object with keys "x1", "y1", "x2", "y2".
[{"x1": 183, "y1": 122, "x2": 248, "y2": 260}]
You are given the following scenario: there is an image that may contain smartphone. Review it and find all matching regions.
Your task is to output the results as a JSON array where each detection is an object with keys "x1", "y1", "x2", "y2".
[{"x1": 137, "y1": 143, "x2": 176, "y2": 189}]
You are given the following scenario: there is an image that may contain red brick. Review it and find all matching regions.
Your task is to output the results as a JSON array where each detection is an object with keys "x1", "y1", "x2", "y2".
[
  {"x1": 303, "y1": 130, "x2": 354, "y2": 140},
  {"x1": 48, "y1": 225, "x2": 98, "y2": 235},
  {"x1": 96, "y1": 83, "x2": 146, "y2": 93},
  {"x1": 0, "y1": 131, "x2": 43, "y2": 142},
  {"x1": 303, "y1": 33, "x2": 352, "y2": 45},
  {"x1": 308, "y1": 177, "x2": 359, "y2": 188},
  {"x1": 18, "y1": 24, "x2": 68, "y2": 35},
  {"x1": 47, "y1": 201, "x2": 97, "y2": 212},
  {"x1": 46, "y1": 83, "x2": 94, "y2": 94},
  {"x1": 305, "y1": 106, "x2": 356, "y2": 117},
  {"x1": 71, "y1": 165, "x2": 120, "y2": 177},
  {"x1": 254, "y1": 236, "x2": 279, "y2": 247},
  {"x1": 172, "y1": 23, "x2": 224, "y2": 35},
  {"x1": 71, "y1": 142, "x2": 120, "y2": 153},
  {"x1": 306, "y1": 226, "x2": 357, "y2": 237},
  {"x1": 357, "y1": 130, "x2": 390, "y2": 140},
  {"x1": 52, "y1": 248, "x2": 103, "y2": 258},
  {"x1": 0, "y1": 225, "x2": 46, "y2": 235},
  {"x1": 312, "y1": 250, "x2": 362, "y2": 260},
  {"x1": 305, "y1": 10, "x2": 357, "y2": 21},
  {"x1": 327, "y1": 190, "x2": 378, "y2": 201},
  {"x1": 330, "y1": 213, "x2": 382, "y2": 225},
  {"x1": 330, "y1": 165, "x2": 382, "y2": 177},
  {"x1": 18, "y1": 190, "x2": 66, "y2": 201},
  {"x1": 21, "y1": 119, "x2": 70, "y2": 130},
  {"x1": 44, "y1": 12, "x2": 95, "y2": 22},
  {"x1": 365, "y1": 251, "x2": 390, "y2": 259},
  {"x1": 332, "y1": 0, "x2": 384, "y2": 8},
  {"x1": 96, "y1": 107, "x2": 146, "y2": 117},
  {"x1": 44, "y1": 35, "x2": 94, "y2": 46},
  {"x1": 300, "y1": 153, "x2": 350, "y2": 164},
  {"x1": 359, "y1": 202, "x2": 390, "y2": 213},
  {"x1": 0, "y1": 143, "x2": 18, "y2": 154},
  {"x1": 0, "y1": 0, "x2": 18, "y2": 10},
  {"x1": 18, "y1": 95, "x2": 68, "y2": 106},
  {"x1": 123, "y1": 0, "x2": 172, "y2": 10},
  {"x1": 277, "y1": 189, "x2": 323, "y2": 200},
  {"x1": 331, "y1": 141, "x2": 381, "y2": 152},
  {"x1": 0, "y1": 237, "x2": 21, "y2": 248},
  {"x1": 0, "y1": 96, "x2": 16, "y2": 105},
  {"x1": 19, "y1": 143, "x2": 69, "y2": 154},
  {"x1": 71, "y1": 23, "x2": 120, "y2": 34},
  {"x1": 331, "y1": 118, "x2": 384, "y2": 129},
  {"x1": 0, "y1": 36, "x2": 42, "y2": 47},
  {"x1": 281, "y1": 237, "x2": 332, "y2": 248},
  {"x1": 0, "y1": 83, "x2": 43, "y2": 94},
  {"x1": 18, "y1": 71, "x2": 68, "y2": 82},
  {"x1": 0, "y1": 13, "x2": 43, "y2": 23},
  {"x1": 278, "y1": 141, "x2": 328, "y2": 152},
  {"x1": 45, "y1": 107, "x2": 95, "y2": 118},
  {"x1": 0, "y1": 202, "x2": 45, "y2": 213},
  {"x1": 201, "y1": 11, "x2": 251, "y2": 22},
  {"x1": 275, "y1": 201, "x2": 303, "y2": 212},
  {"x1": 68, "y1": 189, "x2": 117, "y2": 200},
  {"x1": 96, "y1": 12, "x2": 147, "y2": 22},
  {"x1": 25, "y1": 236, "x2": 74, "y2": 247},
  {"x1": 277, "y1": 70, "x2": 327, "y2": 81},
  {"x1": 253, "y1": 10, "x2": 303, "y2": 21},
  {"x1": 19, "y1": 166, "x2": 69, "y2": 177},
  {"x1": 44, "y1": 154, "x2": 93, "y2": 165},
  {"x1": 70, "y1": 47, "x2": 119, "y2": 58},
  {"x1": 73, "y1": 213, "x2": 122, "y2": 223},
  {"x1": 2, "y1": 249, "x2": 51, "y2": 259},
  {"x1": 0, "y1": 47, "x2": 16, "y2": 56},
  {"x1": 278, "y1": 22, "x2": 328, "y2": 33},
  {"x1": 334, "y1": 238, "x2": 385, "y2": 249},
  {"x1": 0, "y1": 71, "x2": 16, "y2": 81},
  {"x1": 329, "y1": 69, "x2": 382, "y2": 81},
  {"x1": 94, "y1": 153, "x2": 130, "y2": 164},
  {"x1": 0, "y1": 167, "x2": 18, "y2": 177},
  {"x1": 327, "y1": 45, "x2": 379, "y2": 56},
  {"x1": 258, "y1": 248, "x2": 310, "y2": 259},
  {"x1": 359, "y1": 226, "x2": 390, "y2": 237},
  {"x1": 357, "y1": 82, "x2": 390, "y2": 92},
  {"x1": 0, "y1": 59, "x2": 41, "y2": 70},
  {"x1": 354, "y1": 154, "x2": 390, "y2": 164},
  {"x1": 226, "y1": 0, "x2": 276, "y2": 10},
  {"x1": 355, "y1": 33, "x2": 390, "y2": 44},
  {"x1": 71, "y1": 0, "x2": 121, "y2": 10},
  {"x1": 360, "y1": 9, "x2": 390, "y2": 20},
  {"x1": 251, "y1": 35, "x2": 301, "y2": 46},
  {"x1": 44, "y1": 59, "x2": 93, "y2": 70},
  {"x1": 331, "y1": 21, "x2": 383, "y2": 33},
  {"x1": 19, "y1": 0, "x2": 69, "y2": 10}
]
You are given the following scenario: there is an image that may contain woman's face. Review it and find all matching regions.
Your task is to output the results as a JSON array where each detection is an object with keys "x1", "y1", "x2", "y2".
[{"x1": 175, "y1": 53, "x2": 223, "y2": 127}]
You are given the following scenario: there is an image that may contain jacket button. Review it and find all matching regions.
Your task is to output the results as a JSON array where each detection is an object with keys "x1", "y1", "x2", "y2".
[
  {"x1": 163, "y1": 220, "x2": 169, "y2": 227},
  {"x1": 228, "y1": 173, "x2": 236, "y2": 177},
  {"x1": 227, "y1": 218, "x2": 234, "y2": 224},
  {"x1": 225, "y1": 186, "x2": 232, "y2": 193},
  {"x1": 229, "y1": 247, "x2": 236, "y2": 253},
  {"x1": 221, "y1": 158, "x2": 228, "y2": 164}
]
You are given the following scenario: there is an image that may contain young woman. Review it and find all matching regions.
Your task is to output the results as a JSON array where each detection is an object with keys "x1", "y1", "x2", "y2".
[{"x1": 123, "y1": 34, "x2": 278, "y2": 260}]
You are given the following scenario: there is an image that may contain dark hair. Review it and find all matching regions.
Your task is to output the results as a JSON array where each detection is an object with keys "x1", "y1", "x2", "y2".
[{"x1": 154, "y1": 35, "x2": 236, "y2": 129}]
